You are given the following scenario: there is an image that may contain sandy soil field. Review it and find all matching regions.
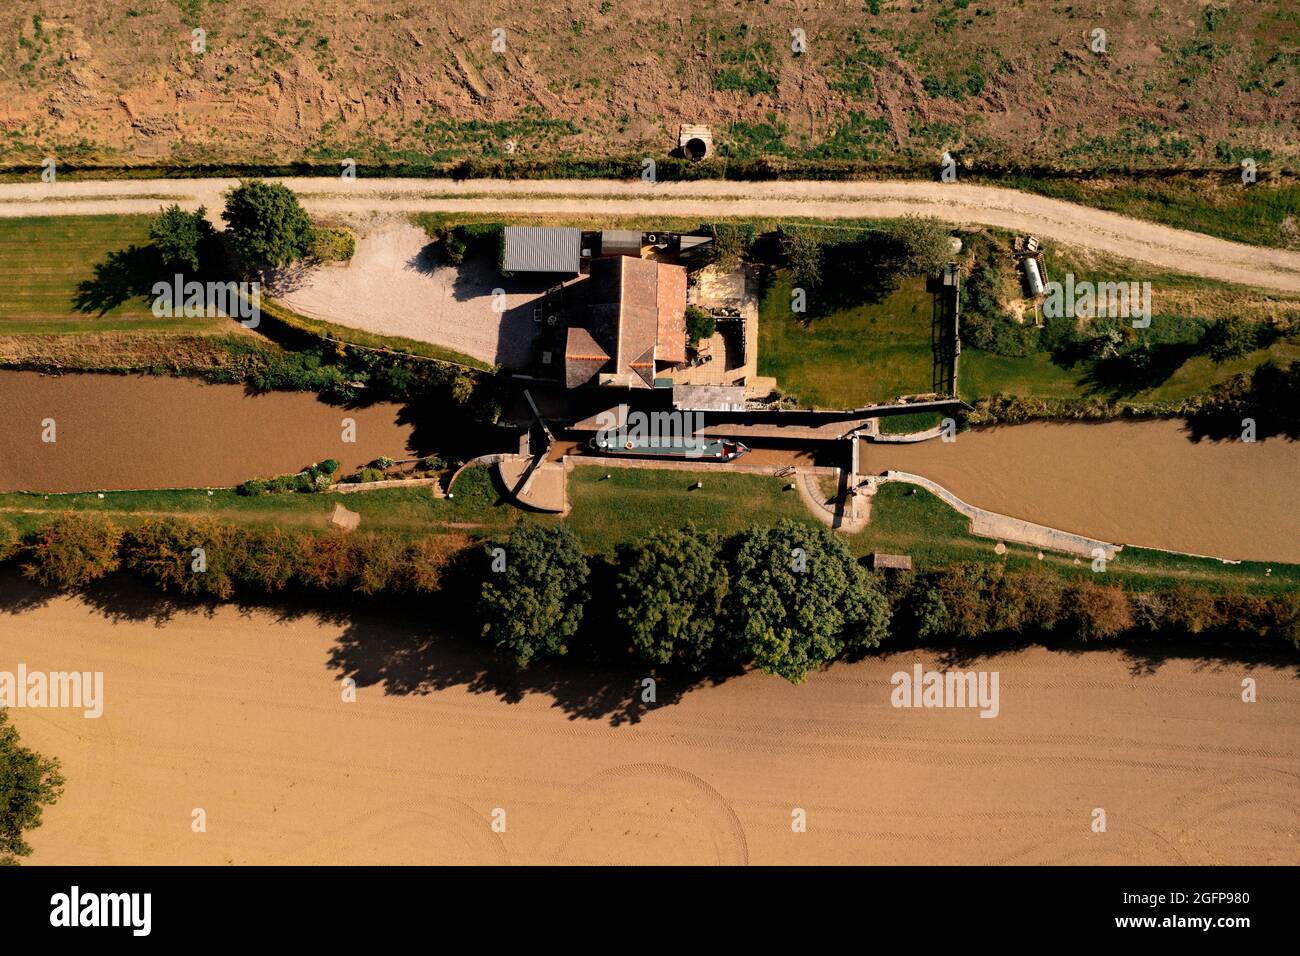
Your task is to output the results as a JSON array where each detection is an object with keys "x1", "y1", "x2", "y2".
[
  {"x1": 0, "y1": 371, "x2": 415, "y2": 492},
  {"x1": 864, "y1": 420, "x2": 1300, "y2": 564},
  {"x1": 0, "y1": 3, "x2": 1293, "y2": 172},
  {"x1": 1, "y1": 178, "x2": 1298, "y2": 293},
  {"x1": 276, "y1": 220, "x2": 543, "y2": 367},
  {"x1": 2, "y1": 584, "x2": 1297, "y2": 866}
]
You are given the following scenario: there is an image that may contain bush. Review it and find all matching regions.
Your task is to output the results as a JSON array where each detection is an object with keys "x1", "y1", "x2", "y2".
[
  {"x1": 309, "y1": 226, "x2": 356, "y2": 262},
  {"x1": 0, "y1": 518, "x2": 19, "y2": 562},
  {"x1": 685, "y1": 306, "x2": 716, "y2": 348},
  {"x1": 22, "y1": 514, "x2": 122, "y2": 588},
  {"x1": 121, "y1": 519, "x2": 238, "y2": 599},
  {"x1": 1204, "y1": 316, "x2": 1258, "y2": 363}
]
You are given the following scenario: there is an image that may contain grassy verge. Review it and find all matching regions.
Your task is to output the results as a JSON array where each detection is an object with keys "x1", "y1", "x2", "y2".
[
  {"x1": 1000, "y1": 175, "x2": 1300, "y2": 251},
  {"x1": 259, "y1": 298, "x2": 492, "y2": 371},
  {"x1": 877, "y1": 411, "x2": 945, "y2": 435},
  {"x1": 5, "y1": 464, "x2": 1294, "y2": 594}
]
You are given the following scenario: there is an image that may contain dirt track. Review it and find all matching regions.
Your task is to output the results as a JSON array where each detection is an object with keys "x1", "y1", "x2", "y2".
[
  {"x1": 2, "y1": 177, "x2": 1299, "y2": 292},
  {"x1": 3, "y1": 585, "x2": 1297, "y2": 866}
]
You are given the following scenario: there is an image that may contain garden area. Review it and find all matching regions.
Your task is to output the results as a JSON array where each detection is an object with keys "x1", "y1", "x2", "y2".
[{"x1": 757, "y1": 219, "x2": 952, "y2": 408}]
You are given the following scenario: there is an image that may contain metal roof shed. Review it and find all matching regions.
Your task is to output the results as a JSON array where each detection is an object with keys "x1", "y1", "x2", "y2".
[{"x1": 502, "y1": 226, "x2": 582, "y2": 274}]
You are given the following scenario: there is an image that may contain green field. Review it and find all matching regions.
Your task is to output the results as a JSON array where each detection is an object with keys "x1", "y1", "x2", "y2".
[
  {"x1": 0, "y1": 215, "x2": 227, "y2": 334},
  {"x1": 759, "y1": 271, "x2": 936, "y2": 408}
]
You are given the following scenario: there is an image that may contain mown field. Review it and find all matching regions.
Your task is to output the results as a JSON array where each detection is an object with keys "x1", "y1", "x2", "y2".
[{"x1": 0, "y1": 215, "x2": 224, "y2": 334}]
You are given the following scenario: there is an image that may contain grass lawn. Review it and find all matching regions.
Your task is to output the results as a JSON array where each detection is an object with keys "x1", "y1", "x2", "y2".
[
  {"x1": 759, "y1": 270, "x2": 935, "y2": 408},
  {"x1": 5, "y1": 463, "x2": 1292, "y2": 594},
  {"x1": 0, "y1": 466, "x2": 517, "y2": 539},
  {"x1": 851, "y1": 484, "x2": 1298, "y2": 594},
  {"x1": 877, "y1": 411, "x2": 945, "y2": 435},
  {"x1": 960, "y1": 339, "x2": 1300, "y2": 403},
  {"x1": 564, "y1": 466, "x2": 813, "y2": 553},
  {"x1": 0, "y1": 215, "x2": 226, "y2": 334}
]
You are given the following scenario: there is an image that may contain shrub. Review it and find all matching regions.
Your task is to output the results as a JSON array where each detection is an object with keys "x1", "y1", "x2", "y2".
[
  {"x1": 0, "y1": 518, "x2": 19, "y2": 562},
  {"x1": 309, "y1": 226, "x2": 356, "y2": 262},
  {"x1": 121, "y1": 519, "x2": 238, "y2": 599},
  {"x1": 22, "y1": 514, "x2": 122, "y2": 588},
  {"x1": 685, "y1": 306, "x2": 716, "y2": 348},
  {"x1": 1204, "y1": 316, "x2": 1258, "y2": 363},
  {"x1": 1062, "y1": 579, "x2": 1134, "y2": 640}
]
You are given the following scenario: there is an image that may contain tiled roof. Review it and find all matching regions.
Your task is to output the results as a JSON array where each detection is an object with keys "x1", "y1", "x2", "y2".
[{"x1": 655, "y1": 263, "x2": 687, "y2": 364}]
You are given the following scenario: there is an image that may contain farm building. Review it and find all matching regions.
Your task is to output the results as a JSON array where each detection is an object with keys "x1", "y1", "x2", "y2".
[
  {"x1": 502, "y1": 226, "x2": 582, "y2": 275},
  {"x1": 563, "y1": 256, "x2": 687, "y2": 389}
]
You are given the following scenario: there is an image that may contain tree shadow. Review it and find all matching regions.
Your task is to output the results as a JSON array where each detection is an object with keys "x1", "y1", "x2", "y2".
[
  {"x1": 72, "y1": 244, "x2": 167, "y2": 316},
  {"x1": 1080, "y1": 341, "x2": 1200, "y2": 398}
]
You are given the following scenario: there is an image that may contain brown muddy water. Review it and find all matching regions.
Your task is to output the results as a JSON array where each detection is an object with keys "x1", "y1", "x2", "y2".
[
  {"x1": 0, "y1": 372, "x2": 417, "y2": 492},
  {"x1": 863, "y1": 420, "x2": 1300, "y2": 563}
]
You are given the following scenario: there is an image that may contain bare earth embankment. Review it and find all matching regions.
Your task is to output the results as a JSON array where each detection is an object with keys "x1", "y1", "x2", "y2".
[{"x1": 2, "y1": 588, "x2": 1296, "y2": 866}]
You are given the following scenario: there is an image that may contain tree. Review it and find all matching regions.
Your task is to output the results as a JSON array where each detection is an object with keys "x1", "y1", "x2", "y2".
[
  {"x1": 0, "y1": 708, "x2": 65, "y2": 864},
  {"x1": 882, "y1": 215, "x2": 953, "y2": 277},
  {"x1": 149, "y1": 204, "x2": 214, "y2": 272},
  {"x1": 221, "y1": 180, "x2": 315, "y2": 268},
  {"x1": 1204, "y1": 317, "x2": 1257, "y2": 363},
  {"x1": 779, "y1": 228, "x2": 825, "y2": 287},
  {"x1": 706, "y1": 223, "x2": 757, "y2": 272},
  {"x1": 685, "y1": 306, "x2": 716, "y2": 348},
  {"x1": 21, "y1": 514, "x2": 122, "y2": 588},
  {"x1": 726, "y1": 520, "x2": 890, "y2": 683},
  {"x1": 478, "y1": 523, "x2": 590, "y2": 666},
  {"x1": 615, "y1": 526, "x2": 729, "y2": 670}
]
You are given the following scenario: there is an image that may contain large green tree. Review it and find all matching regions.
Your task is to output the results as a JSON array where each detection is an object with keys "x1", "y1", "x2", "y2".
[
  {"x1": 149, "y1": 203, "x2": 214, "y2": 272},
  {"x1": 615, "y1": 526, "x2": 730, "y2": 670},
  {"x1": 0, "y1": 709, "x2": 64, "y2": 864},
  {"x1": 726, "y1": 519, "x2": 890, "y2": 683},
  {"x1": 221, "y1": 180, "x2": 315, "y2": 268},
  {"x1": 478, "y1": 522, "x2": 590, "y2": 667}
]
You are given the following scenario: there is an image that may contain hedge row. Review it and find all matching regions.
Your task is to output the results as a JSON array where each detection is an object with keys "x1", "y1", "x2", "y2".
[
  {"x1": 14, "y1": 514, "x2": 465, "y2": 599},
  {"x1": 7, "y1": 514, "x2": 1298, "y2": 686}
]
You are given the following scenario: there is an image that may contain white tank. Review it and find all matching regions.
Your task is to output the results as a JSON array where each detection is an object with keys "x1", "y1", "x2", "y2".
[{"x1": 1022, "y1": 258, "x2": 1044, "y2": 297}]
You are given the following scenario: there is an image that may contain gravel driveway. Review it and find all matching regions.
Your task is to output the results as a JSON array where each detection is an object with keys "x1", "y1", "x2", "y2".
[{"x1": 275, "y1": 221, "x2": 547, "y2": 368}]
